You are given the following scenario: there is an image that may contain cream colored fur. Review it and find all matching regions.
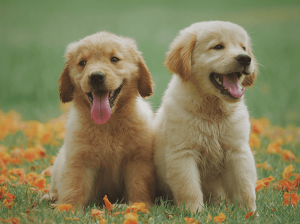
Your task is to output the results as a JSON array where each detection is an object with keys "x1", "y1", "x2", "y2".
[{"x1": 154, "y1": 21, "x2": 257, "y2": 213}]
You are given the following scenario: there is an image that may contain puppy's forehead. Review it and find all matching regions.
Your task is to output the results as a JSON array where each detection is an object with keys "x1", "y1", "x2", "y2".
[{"x1": 193, "y1": 21, "x2": 248, "y2": 44}]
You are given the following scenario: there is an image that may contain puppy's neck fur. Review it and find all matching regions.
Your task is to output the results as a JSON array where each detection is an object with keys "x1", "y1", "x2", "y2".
[{"x1": 170, "y1": 75, "x2": 241, "y2": 122}]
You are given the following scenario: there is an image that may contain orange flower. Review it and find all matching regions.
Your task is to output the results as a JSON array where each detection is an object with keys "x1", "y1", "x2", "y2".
[
  {"x1": 255, "y1": 175, "x2": 275, "y2": 192},
  {"x1": 256, "y1": 161, "x2": 273, "y2": 170},
  {"x1": 267, "y1": 140, "x2": 282, "y2": 154},
  {"x1": 8, "y1": 168, "x2": 25, "y2": 183},
  {"x1": 276, "y1": 180, "x2": 293, "y2": 191},
  {"x1": 91, "y1": 209, "x2": 105, "y2": 220},
  {"x1": 0, "y1": 174, "x2": 10, "y2": 184},
  {"x1": 25, "y1": 172, "x2": 38, "y2": 185},
  {"x1": 125, "y1": 202, "x2": 148, "y2": 213},
  {"x1": 282, "y1": 193, "x2": 299, "y2": 206},
  {"x1": 32, "y1": 177, "x2": 46, "y2": 190},
  {"x1": 123, "y1": 213, "x2": 138, "y2": 224},
  {"x1": 282, "y1": 165, "x2": 294, "y2": 180},
  {"x1": 293, "y1": 174, "x2": 300, "y2": 188},
  {"x1": 213, "y1": 213, "x2": 226, "y2": 223},
  {"x1": 55, "y1": 204, "x2": 73, "y2": 212},
  {"x1": 282, "y1": 150, "x2": 295, "y2": 161},
  {"x1": 184, "y1": 217, "x2": 200, "y2": 223},
  {"x1": 249, "y1": 133, "x2": 261, "y2": 149},
  {"x1": 2, "y1": 193, "x2": 16, "y2": 209},
  {"x1": 103, "y1": 195, "x2": 114, "y2": 212},
  {"x1": 22, "y1": 145, "x2": 46, "y2": 162}
]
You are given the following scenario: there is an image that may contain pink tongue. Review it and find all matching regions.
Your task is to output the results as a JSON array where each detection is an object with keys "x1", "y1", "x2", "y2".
[
  {"x1": 91, "y1": 92, "x2": 111, "y2": 124},
  {"x1": 223, "y1": 74, "x2": 245, "y2": 99}
]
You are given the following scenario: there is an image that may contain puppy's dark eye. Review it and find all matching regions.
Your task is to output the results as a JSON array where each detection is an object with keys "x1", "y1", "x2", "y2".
[
  {"x1": 213, "y1": 44, "x2": 224, "y2": 50},
  {"x1": 242, "y1": 46, "x2": 246, "y2": 51},
  {"x1": 79, "y1": 61, "x2": 86, "y2": 66},
  {"x1": 111, "y1": 57, "x2": 120, "y2": 63}
]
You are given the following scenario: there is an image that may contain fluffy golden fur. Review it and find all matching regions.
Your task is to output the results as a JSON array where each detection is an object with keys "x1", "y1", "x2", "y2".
[
  {"x1": 42, "y1": 31, "x2": 155, "y2": 209},
  {"x1": 154, "y1": 21, "x2": 257, "y2": 212}
]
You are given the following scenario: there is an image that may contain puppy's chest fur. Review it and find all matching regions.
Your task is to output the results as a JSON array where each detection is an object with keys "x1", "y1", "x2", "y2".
[{"x1": 188, "y1": 107, "x2": 242, "y2": 176}]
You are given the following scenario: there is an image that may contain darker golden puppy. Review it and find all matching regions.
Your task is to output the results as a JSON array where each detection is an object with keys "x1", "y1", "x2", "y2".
[{"x1": 42, "y1": 31, "x2": 155, "y2": 209}]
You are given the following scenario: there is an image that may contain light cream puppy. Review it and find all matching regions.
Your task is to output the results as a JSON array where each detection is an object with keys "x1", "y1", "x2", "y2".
[
  {"x1": 154, "y1": 21, "x2": 257, "y2": 213},
  {"x1": 42, "y1": 31, "x2": 155, "y2": 209}
]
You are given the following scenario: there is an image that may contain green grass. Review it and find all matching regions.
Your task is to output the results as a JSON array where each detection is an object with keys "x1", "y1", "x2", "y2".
[
  {"x1": 1, "y1": 0, "x2": 300, "y2": 126},
  {"x1": 0, "y1": 125, "x2": 300, "y2": 223}
]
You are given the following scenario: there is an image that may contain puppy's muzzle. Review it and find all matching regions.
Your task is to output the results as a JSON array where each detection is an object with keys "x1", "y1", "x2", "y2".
[
  {"x1": 235, "y1": 54, "x2": 251, "y2": 72},
  {"x1": 89, "y1": 72, "x2": 106, "y2": 90}
]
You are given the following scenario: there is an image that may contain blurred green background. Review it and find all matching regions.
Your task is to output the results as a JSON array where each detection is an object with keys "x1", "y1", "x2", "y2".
[{"x1": 1, "y1": 0, "x2": 300, "y2": 126}]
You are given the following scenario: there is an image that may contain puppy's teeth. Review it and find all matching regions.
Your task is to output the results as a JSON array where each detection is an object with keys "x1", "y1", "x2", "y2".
[{"x1": 109, "y1": 91, "x2": 115, "y2": 98}]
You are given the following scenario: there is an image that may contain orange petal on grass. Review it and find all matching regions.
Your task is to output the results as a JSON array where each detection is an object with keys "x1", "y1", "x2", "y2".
[
  {"x1": 184, "y1": 217, "x2": 200, "y2": 223},
  {"x1": 103, "y1": 195, "x2": 114, "y2": 212},
  {"x1": 213, "y1": 213, "x2": 226, "y2": 223},
  {"x1": 123, "y1": 213, "x2": 138, "y2": 224},
  {"x1": 282, "y1": 165, "x2": 294, "y2": 180},
  {"x1": 255, "y1": 175, "x2": 275, "y2": 192},
  {"x1": 0, "y1": 217, "x2": 20, "y2": 224},
  {"x1": 125, "y1": 203, "x2": 148, "y2": 213},
  {"x1": 282, "y1": 192, "x2": 299, "y2": 206},
  {"x1": 282, "y1": 150, "x2": 295, "y2": 161},
  {"x1": 245, "y1": 211, "x2": 256, "y2": 220},
  {"x1": 55, "y1": 204, "x2": 73, "y2": 212},
  {"x1": 65, "y1": 217, "x2": 80, "y2": 221},
  {"x1": 91, "y1": 209, "x2": 105, "y2": 220},
  {"x1": 208, "y1": 214, "x2": 212, "y2": 221}
]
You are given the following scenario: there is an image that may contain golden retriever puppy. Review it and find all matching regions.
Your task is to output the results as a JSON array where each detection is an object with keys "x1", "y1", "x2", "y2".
[
  {"x1": 42, "y1": 31, "x2": 155, "y2": 209},
  {"x1": 154, "y1": 21, "x2": 257, "y2": 212}
]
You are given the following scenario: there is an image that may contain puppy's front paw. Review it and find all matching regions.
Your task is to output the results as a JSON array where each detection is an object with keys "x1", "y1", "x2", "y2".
[{"x1": 41, "y1": 192, "x2": 58, "y2": 202}]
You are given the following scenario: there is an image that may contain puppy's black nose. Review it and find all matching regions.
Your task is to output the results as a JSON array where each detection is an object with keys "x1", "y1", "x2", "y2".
[
  {"x1": 236, "y1": 54, "x2": 251, "y2": 67},
  {"x1": 90, "y1": 72, "x2": 106, "y2": 88}
]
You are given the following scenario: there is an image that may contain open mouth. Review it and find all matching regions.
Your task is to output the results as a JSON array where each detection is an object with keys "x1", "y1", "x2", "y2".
[
  {"x1": 86, "y1": 82, "x2": 124, "y2": 109},
  {"x1": 85, "y1": 82, "x2": 124, "y2": 125},
  {"x1": 209, "y1": 72, "x2": 245, "y2": 99}
]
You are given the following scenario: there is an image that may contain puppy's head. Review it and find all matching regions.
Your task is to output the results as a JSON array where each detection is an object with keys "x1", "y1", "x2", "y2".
[
  {"x1": 59, "y1": 32, "x2": 153, "y2": 124},
  {"x1": 165, "y1": 21, "x2": 258, "y2": 103}
]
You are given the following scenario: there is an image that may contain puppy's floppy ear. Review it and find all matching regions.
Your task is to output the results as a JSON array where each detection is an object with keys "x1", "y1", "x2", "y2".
[
  {"x1": 58, "y1": 42, "x2": 78, "y2": 103},
  {"x1": 164, "y1": 31, "x2": 197, "y2": 82},
  {"x1": 138, "y1": 55, "x2": 154, "y2": 98},
  {"x1": 58, "y1": 64, "x2": 74, "y2": 103},
  {"x1": 242, "y1": 43, "x2": 258, "y2": 87}
]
